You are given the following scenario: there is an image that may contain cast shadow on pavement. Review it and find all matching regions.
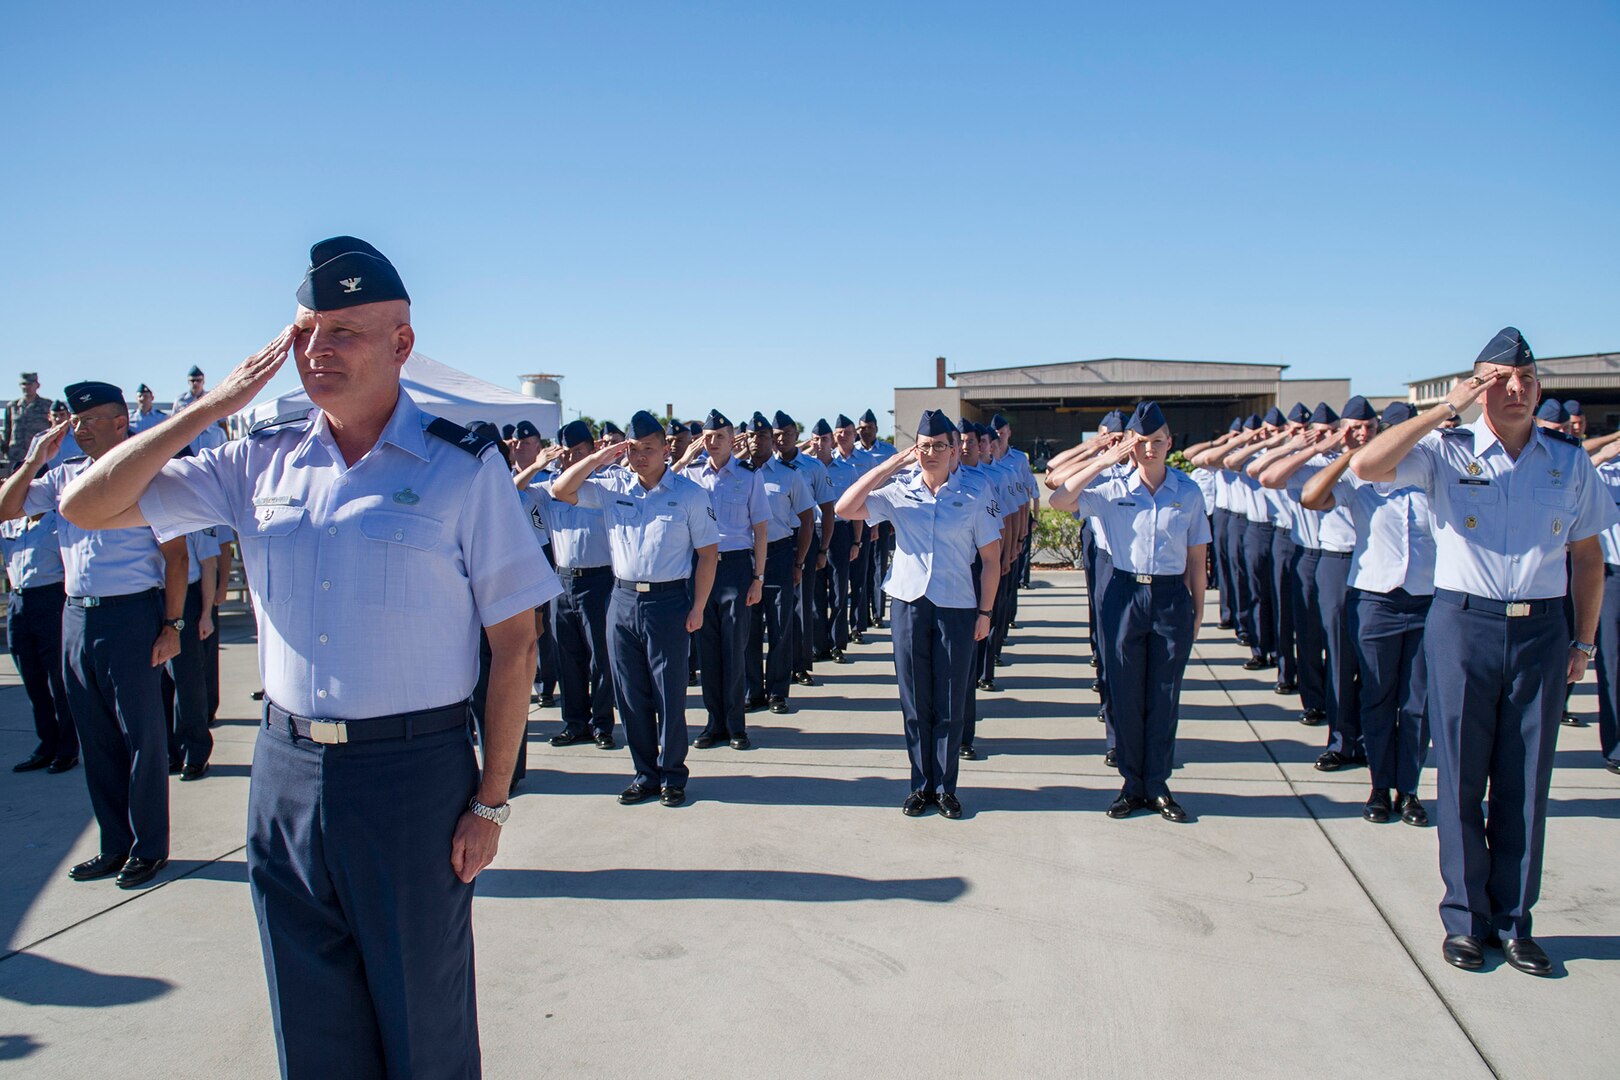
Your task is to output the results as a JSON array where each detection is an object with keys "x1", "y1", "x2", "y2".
[
  {"x1": 0, "y1": 951, "x2": 171, "y2": 1007},
  {"x1": 474, "y1": 867, "x2": 969, "y2": 903}
]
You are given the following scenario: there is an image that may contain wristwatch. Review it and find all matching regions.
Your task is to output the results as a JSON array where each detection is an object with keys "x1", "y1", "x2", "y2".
[
  {"x1": 163, "y1": 618, "x2": 186, "y2": 632},
  {"x1": 1443, "y1": 400, "x2": 1460, "y2": 419},
  {"x1": 977, "y1": 609, "x2": 993, "y2": 618},
  {"x1": 1572, "y1": 640, "x2": 1597, "y2": 659},
  {"x1": 468, "y1": 798, "x2": 511, "y2": 826}
]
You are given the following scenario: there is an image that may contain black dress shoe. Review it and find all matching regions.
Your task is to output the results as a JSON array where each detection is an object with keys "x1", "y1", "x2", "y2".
[
  {"x1": 692, "y1": 734, "x2": 723, "y2": 749},
  {"x1": 530, "y1": 693, "x2": 541, "y2": 704},
  {"x1": 1152, "y1": 794, "x2": 1188, "y2": 823},
  {"x1": 687, "y1": 672, "x2": 700, "y2": 687},
  {"x1": 168, "y1": 757, "x2": 184, "y2": 775},
  {"x1": 1362, "y1": 789, "x2": 1392, "y2": 823},
  {"x1": 538, "y1": 693, "x2": 557, "y2": 709},
  {"x1": 1315, "y1": 750, "x2": 1366, "y2": 772},
  {"x1": 116, "y1": 856, "x2": 168, "y2": 889},
  {"x1": 811, "y1": 649, "x2": 833, "y2": 663},
  {"x1": 902, "y1": 791, "x2": 931, "y2": 817},
  {"x1": 1606, "y1": 760, "x2": 1620, "y2": 775},
  {"x1": 550, "y1": 729, "x2": 592, "y2": 747},
  {"x1": 1274, "y1": 681, "x2": 1298, "y2": 695},
  {"x1": 832, "y1": 648, "x2": 848, "y2": 664},
  {"x1": 1217, "y1": 620, "x2": 1235, "y2": 630},
  {"x1": 1561, "y1": 712, "x2": 1584, "y2": 727},
  {"x1": 594, "y1": 732, "x2": 616, "y2": 750},
  {"x1": 1442, "y1": 934, "x2": 1485, "y2": 971},
  {"x1": 1299, "y1": 709, "x2": 1326, "y2": 726},
  {"x1": 744, "y1": 696, "x2": 768, "y2": 713},
  {"x1": 767, "y1": 697, "x2": 789, "y2": 714},
  {"x1": 1242, "y1": 657, "x2": 1273, "y2": 671},
  {"x1": 937, "y1": 793, "x2": 963, "y2": 819},
  {"x1": 13, "y1": 753, "x2": 52, "y2": 773},
  {"x1": 251, "y1": 689, "x2": 265, "y2": 700},
  {"x1": 1491, "y1": 936, "x2": 1553, "y2": 977},
  {"x1": 660, "y1": 787, "x2": 686, "y2": 808},
  {"x1": 69, "y1": 853, "x2": 127, "y2": 881},
  {"x1": 180, "y1": 762, "x2": 210, "y2": 782},
  {"x1": 729, "y1": 734, "x2": 752, "y2": 750},
  {"x1": 1106, "y1": 793, "x2": 1147, "y2": 819},
  {"x1": 1088, "y1": 655, "x2": 1099, "y2": 668},
  {"x1": 618, "y1": 783, "x2": 659, "y2": 805},
  {"x1": 994, "y1": 656, "x2": 1009, "y2": 667},
  {"x1": 792, "y1": 671, "x2": 817, "y2": 687},
  {"x1": 959, "y1": 745, "x2": 978, "y2": 760},
  {"x1": 1395, "y1": 793, "x2": 1429, "y2": 826},
  {"x1": 47, "y1": 756, "x2": 80, "y2": 774},
  {"x1": 1103, "y1": 748, "x2": 1118, "y2": 768},
  {"x1": 979, "y1": 679, "x2": 999, "y2": 693},
  {"x1": 851, "y1": 630, "x2": 865, "y2": 645}
]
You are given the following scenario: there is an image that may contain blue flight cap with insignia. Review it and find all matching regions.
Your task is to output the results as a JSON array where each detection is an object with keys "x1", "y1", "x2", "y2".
[
  {"x1": 137, "y1": 383, "x2": 152, "y2": 394},
  {"x1": 500, "y1": 424, "x2": 516, "y2": 440},
  {"x1": 51, "y1": 399, "x2": 68, "y2": 413},
  {"x1": 1263, "y1": 406, "x2": 1286, "y2": 427},
  {"x1": 811, "y1": 418, "x2": 833, "y2": 437},
  {"x1": 1536, "y1": 398, "x2": 1568, "y2": 424},
  {"x1": 295, "y1": 236, "x2": 410, "y2": 312},
  {"x1": 1341, "y1": 396, "x2": 1377, "y2": 422},
  {"x1": 916, "y1": 409, "x2": 957, "y2": 438},
  {"x1": 63, "y1": 381, "x2": 126, "y2": 414},
  {"x1": 748, "y1": 411, "x2": 772, "y2": 432},
  {"x1": 1382, "y1": 401, "x2": 1415, "y2": 426},
  {"x1": 859, "y1": 408, "x2": 878, "y2": 424},
  {"x1": 1309, "y1": 402, "x2": 1339, "y2": 425},
  {"x1": 686, "y1": 420, "x2": 702, "y2": 437},
  {"x1": 1099, "y1": 409, "x2": 1126, "y2": 432},
  {"x1": 773, "y1": 410, "x2": 797, "y2": 430},
  {"x1": 990, "y1": 412, "x2": 1009, "y2": 431},
  {"x1": 513, "y1": 420, "x2": 540, "y2": 440},
  {"x1": 1287, "y1": 402, "x2": 1309, "y2": 424},
  {"x1": 704, "y1": 409, "x2": 732, "y2": 431},
  {"x1": 834, "y1": 413, "x2": 855, "y2": 429},
  {"x1": 600, "y1": 420, "x2": 624, "y2": 437},
  {"x1": 1564, "y1": 399, "x2": 1583, "y2": 416},
  {"x1": 626, "y1": 410, "x2": 664, "y2": 440},
  {"x1": 665, "y1": 419, "x2": 683, "y2": 438},
  {"x1": 1243, "y1": 414, "x2": 1262, "y2": 430},
  {"x1": 187, "y1": 365, "x2": 204, "y2": 378},
  {"x1": 1125, "y1": 401, "x2": 1167, "y2": 436},
  {"x1": 558, "y1": 419, "x2": 594, "y2": 448},
  {"x1": 1475, "y1": 326, "x2": 1534, "y2": 368},
  {"x1": 1229, "y1": 418, "x2": 1243, "y2": 432}
]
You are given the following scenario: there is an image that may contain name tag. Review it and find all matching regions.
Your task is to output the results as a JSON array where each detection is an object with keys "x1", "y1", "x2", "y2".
[
  {"x1": 1114, "y1": 500, "x2": 1138, "y2": 507},
  {"x1": 1457, "y1": 478, "x2": 1491, "y2": 487},
  {"x1": 615, "y1": 499, "x2": 634, "y2": 507},
  {"x1": 252, "y1": 495, "x2": 301, "y2": 507}
]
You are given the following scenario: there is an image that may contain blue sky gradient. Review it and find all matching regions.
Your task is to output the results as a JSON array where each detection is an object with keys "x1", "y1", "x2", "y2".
[{"x1": 3, "y1": 2, "x2": 1615, "y2": 431}]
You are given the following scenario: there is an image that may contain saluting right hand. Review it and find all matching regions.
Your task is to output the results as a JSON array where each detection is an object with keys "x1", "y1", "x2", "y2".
[
  {"x1": 1445, "y1": 368, "x2": 1506, "y2": 414},
  {"x1": 208, "y1": 326, "x2": 298, "y2": 418},
  {"x1": 26, "y1": 419, "x2": 70, "y2": 464}
]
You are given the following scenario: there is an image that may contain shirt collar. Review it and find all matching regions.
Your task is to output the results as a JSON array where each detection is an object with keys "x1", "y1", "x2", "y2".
[
  {"x1": 306, "y1": 388, "x2": 429, "y2": 465},
  {"x1": 1467, "y1": 418, "x2": 1549, "y2": 463}
]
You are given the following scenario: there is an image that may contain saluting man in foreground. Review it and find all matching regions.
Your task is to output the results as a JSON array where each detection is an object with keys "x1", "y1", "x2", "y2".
[{"x1": 60, "y1": 236, "x2": 561, "y2": 1078}]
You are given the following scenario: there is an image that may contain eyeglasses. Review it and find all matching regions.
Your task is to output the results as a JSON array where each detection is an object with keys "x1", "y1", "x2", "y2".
[{"x1": 915, "y1": 440, "x2": 952, "y2": 455}]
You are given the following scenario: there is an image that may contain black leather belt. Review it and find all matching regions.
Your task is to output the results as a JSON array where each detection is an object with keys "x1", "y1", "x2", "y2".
[
  {"x1": 1113, "y1": 568, "x2": 1183, "y2": 585},
  {"x1": 265, "y1": 699, "x2": 469, "y2": 746},
  {"x1": 19, "y1": 581, "x2": 65, "y2": 595},
  {"x1": 557, "y1": 564, "x2": 612, "y2": 579},
  {"x1": 1319, "y1": 550, "x2": 1353, "y2": 559},
  {"x1": 614, "y1": 577, "x2": 688, "y2": 594},
  {"x1": 718, "y1": 549, "x2": 753, "y2": 563},
  {"x1": 767, "y1": 536, "x2": 795, "y2": 551},
  {"x1": 1433, "y1": 589, "x2": 1557, "y2": 619},
  {"x1": 66, "y1": 587, "x2": 159, "y2": 608}
]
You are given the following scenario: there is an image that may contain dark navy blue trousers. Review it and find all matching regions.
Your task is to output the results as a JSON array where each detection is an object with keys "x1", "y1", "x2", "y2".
[
  {"x1": 554, "y1": 568, "x2": 615, "y2": 736},
  {"x1": 1316, "y1": 552, "x2": 1360, "y2": 754},
  {"x1": 249, "y1": 716, "x2": 480, "y2": 1080},
  {"x1": 1219, "y1": 511, "x2": 1247, "y2": 637},
  {"x1": 963, "y1": 555, "x2": 984, "y2": 749},
  {"x1": 1081, "y1": 522, "x2": 1100, "y2": 657},
  {"x1": 816, "y1": 521, "x2": 854, "y2": 652},
  {"x1": 891, "y1": 596, "x2": 976, "y2": 795},
  {"x1": 1270, "y1": 526, "x2": 1297, "y2": 684},
  {"x1": 608, "y1": 583, "x2": 691, "y2": 788},
  {"x1": 795, "y1": 532, "x2": 819, "y2": 672},
  {"x1": 8, "y1": 582, "x2": 75, "y2": 760},
  {"x1": 1241, "y1": 520, "x2": 1276, "y2": 659},
  {"x1": 867, "y1": 522, "x2": 893, "y2": 624},
  {"x1": 62, "y1": 590, "x2": 168, "y2": 861},
  {"x1": 699, "y1": 553, "x2": 752, "y2": 737},
  {"x1": 1426, "y1": 590, "x2": 1564, "y2": 939},
  {"x1": 1292, "y1": 547, "x2": 1327, "y2": 714},
  {"x1": 1212, "y1": 510, "x2": 1235, "y2": 626},
  {"x1": 161, "y1": 581, "x2": 211, "y2": 768},
  {"x1": 849, "y1": 530, "x2": 871, "y2": 634},
  {"x1": 746, "y1": 538, "x2": 797, "y2": 702},
  {"x1": 1593, "y1": 564, "x2": 1620, "y2": 767},
  {"x1": 1349, "y1": 587, "x2": 1429, "y2": 792},
  {"x1": 1094, "y1": 547, "x2": 1116, "y2": 745},
  {"x1": 1102, "y1": 571, "x2": 1195, "y2": 800}
]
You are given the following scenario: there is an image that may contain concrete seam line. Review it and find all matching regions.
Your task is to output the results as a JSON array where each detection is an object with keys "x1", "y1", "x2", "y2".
[
  {"x1": 0, "y1": 843, "x2": 249, "y2": 964},
  {"x1": 1194, "y1": 643, "x2": 1503, "y2": 1080}
]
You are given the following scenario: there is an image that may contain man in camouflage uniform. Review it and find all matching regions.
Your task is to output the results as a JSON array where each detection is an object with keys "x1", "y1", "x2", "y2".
[{"x1": 3, "y1": 372, "x2": 52, "y2": 478}]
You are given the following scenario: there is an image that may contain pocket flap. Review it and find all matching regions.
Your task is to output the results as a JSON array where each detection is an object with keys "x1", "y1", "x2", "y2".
[
  {"x1": 252, "y1": 505, "x2": 307, "y2": 536},
  {"x1": 360, "y1": 510, "x2": 442, "y2": 550}
]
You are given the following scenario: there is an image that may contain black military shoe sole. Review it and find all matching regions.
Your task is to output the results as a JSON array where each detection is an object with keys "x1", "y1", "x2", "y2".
[{"x1": 69, "y1": 853, "x2": 127, "y2": 881}]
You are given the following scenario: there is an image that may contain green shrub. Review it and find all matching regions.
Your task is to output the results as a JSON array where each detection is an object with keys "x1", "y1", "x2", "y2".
[{"x1": 1032, "y1": 506, "x2": 1086, "y2": 568}]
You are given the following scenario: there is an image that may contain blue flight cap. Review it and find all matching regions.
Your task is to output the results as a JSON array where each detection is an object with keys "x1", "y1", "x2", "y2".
[
  {"x1": 1125, "y1": 401, "x2": 1167, "y2": 436},
  {"x1": 958, "y1": 417, "x2": 975, "y2": 435},
  {"x1": 1381, "y1": 401, "x2": 1415, "y2": 426},
  {"x1": 626, "y1": 410, "x2": 664, "y2": 440},
  {"x1": 773, "y1": 410, "x2": 797, "y2": 430},
  {"x1": 1228, "y1": 418, "x2": 1242, "y2": 432},
  {"x1": 513, "y1": 420, "x2": 540, "y2": 440},
  {"x1": 1309, "y1": 402, "x2": 1339, "y2": 425},
  {"x1": 1564, "y1": 399, "x2": 1583, "y2": 416},
  {"x1": 810, "y1": 418, "x2": 833, "y2": 436},
  {"x1": 500, "y1": 423, "x2": 516, "y2": 440},
  {"x1": 686, "y1": 420, "x2": 703, "y2": 437},
  {"x1": 1099, "y1": 409, "x2": 1126, "y2": 432},
  {"x1": 665, "y1": 420, "x2": 684, "y2": 438},
  {"x1": 600, "y1": 420, "x2": 624, "y2": 436},
  {"x1": 295, "y1": 236, "x2": 410, "y2": 312},
  {"x1": 1287, "y1": 402, "x2": 1310, "y2": 424},
  {"x1": 834, "y1": 413, "x2": 855, "y2": 429},
  {"x1": 1341, "y1": 396, "x2": 1377, "y2": 421},
  {"x1": 51, "y1": 400, "x2": 67, "y2": 412},
  {"x1": 704, "y1": 409, "x2": 732, "y2": 431},
  {"x1": 187, "y1": 365, "x2": 204, "y2": 378},
  {"x1": 742, "y1": 412, "x2": 771, "y2": 433},
  {"x1": 859, "y1": 408, "x2": 878, "y2": 424},
  {"x1": 468, "y1": 421, "x2": 501, "y2": 444},
  {"x1": 1263, "y1": 406, "x2": 1286, "y2": 427},
  {"x1": 1536, "y1": 398, "x2": 1568, "y2": 424},
  {"x1": 916, "y1": 409, "x2": 957, "y2": 438},
  {"x1": 137, "y1": 383, "x2": 152, "y2": 394},
  {"x1": 558, "y1": 419, "x2": 594, "y2": 448},
  {"x1": 63, "y1": 381, "x2": 125, "y2": 414},
  {"x1": 1243, "y1": 414, "x2": 1262, "y2": 430},
  {"x1": 1475, "y1": 326, "x2": 1534, "y2": 367},
  {"x1": 991, "y1": 412, "x2": 1009, "y2": 430}
]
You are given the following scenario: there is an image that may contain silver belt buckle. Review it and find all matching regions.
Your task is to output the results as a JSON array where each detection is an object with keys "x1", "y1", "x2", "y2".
[
  {"x1": 76, "y1": 595, "x2": 100, "y2": 607},
  {"x1": 1505, "y1": 602, "x2": 1531, "y2": 617},
  {"x1": 308, "y1": 720, "x2": 349, "y2": 745},
  {"x1": 1134, "y1": 574, "x2": 1153, "y2": 585},
  {"x1": 635, "y1": 582, "x2": 651, "y2": 593}
]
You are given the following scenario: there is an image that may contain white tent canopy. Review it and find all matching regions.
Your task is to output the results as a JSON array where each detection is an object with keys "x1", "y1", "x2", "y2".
[{"x1": 239, "y1": 351, "x2": 560, "y2": 438}]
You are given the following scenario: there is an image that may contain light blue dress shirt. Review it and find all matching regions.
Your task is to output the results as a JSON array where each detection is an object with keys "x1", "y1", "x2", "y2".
[
  {"x1": 139, "y1": 391, "x2": 563, "y2": 720},
  {"x1": 1, "y1": 512, "x2": 65, "y2": 591},
  {"x1": 818, "y1": 454, "x2": 864, "y2": 522},
  {"x1": 1335, "y1": 474, "x2": 1436, "y2": 595},
  {"x1": 1596, "y1": 461, "x2": 1620, "y2": 567},
  {"x1": 532, "y1": 478, "x2": 613, "y2": 569},
  {"x1": 864, "y1": 471, "x2": 1002, "y2": 609},
  {"x1": 857, "y1": 439, "x2": 899, "y2": 467},
  {"x1": 182, "y1": 527, "x2": 222, "y2": 585},
  {"x1": 1392, "y1": 421, "x2": 1615, "y2": 601},
  {"x1": 47, "y1": 431, "x2": 81, "y2": 468},
  {"x1": 1068, "y1": 467, "x2": 1211, "y2": 577},
  {"x1": 1191, "y1": 468, "x2": 1217, "y2": 515},
  {"x1": 27, "y1": 458, "x2": 166, "y2": 598},
  {"x1": 755, "y1": 457, "x2": 815, "y2": 542},
  {"x1": 680, "y1": 456, "x2": 768, "y2": 553},
  {"x1": 128, "y1": 407, "x2": 169, "y2": 434},
  {"x1": 576, "y1": 465, "x2": 720, "y2": 582},
  {"x1": 1286, "y1": 455, "x2": 1357, "y2": 553},
  {"x1": 782, "y1": 452, "x2": 833, "y2": 504},
  {"x1": 953, "y1": 463, "x2": 1003, "y2": 518}
]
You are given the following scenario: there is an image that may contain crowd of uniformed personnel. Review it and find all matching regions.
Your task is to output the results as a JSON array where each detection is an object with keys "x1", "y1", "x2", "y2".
[{"x1": 4, "y1": 232, "x2": 1613, "y2": 1077}]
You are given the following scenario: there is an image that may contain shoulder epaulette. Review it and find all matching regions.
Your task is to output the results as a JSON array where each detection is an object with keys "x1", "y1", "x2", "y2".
[
  {"x1": 1438, "y1": 426, "x2": 1474, "y2": 442},
  {"x1": 61, "y1": 454, "x2": 87, "y2": 465},
  {"x1": 249, "y1": 411, "x2": 314, "y2": 438},
  {"x1": 426, "y1": 416, "x2": 494, "y2": 457},
  {"x1": 1548, "y1": 429, "x2": 1581, "y2": 446}
]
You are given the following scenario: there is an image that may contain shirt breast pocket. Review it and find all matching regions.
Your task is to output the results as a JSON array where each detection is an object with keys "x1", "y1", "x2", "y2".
[
  {"x1": 359, "y1": 510, "x2": 444, "y2": 614},
  {"x1": 716, "y1": 492, "x2": 750, "y2": 533},
  {"x1": 648, "y1": 506, "x2": 687, "y2": 547},
  {"x1": 248, "y1": 505, "x2": 307, "y2": 606}
]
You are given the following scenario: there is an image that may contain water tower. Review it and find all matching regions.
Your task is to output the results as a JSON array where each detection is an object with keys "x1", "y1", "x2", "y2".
[{"x1": 519, "y1": 373, "x2": 562, "y2": 404}]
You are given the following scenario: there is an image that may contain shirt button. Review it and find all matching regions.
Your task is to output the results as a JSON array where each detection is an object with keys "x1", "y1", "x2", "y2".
[
  {"x1": 321, "y1": 580, "x2": 331, "y2": 590},
  {"x1": 394, "y1": 530, "x2": 404, "y2": 540},
  {"x1": 319, "y1": 634, "x2": 329, "y2": 644},
  {"x1": 328, "y1": 526, "x2": 338, "y2": 536},
  {"x1": 316, "y1": 689, "x2": 328, "y2": 699}
]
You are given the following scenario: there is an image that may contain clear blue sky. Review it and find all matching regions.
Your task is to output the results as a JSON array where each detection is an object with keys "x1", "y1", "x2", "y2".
[{"x1": 3, "y1": 2, "x2": 1615, "y2": 433}]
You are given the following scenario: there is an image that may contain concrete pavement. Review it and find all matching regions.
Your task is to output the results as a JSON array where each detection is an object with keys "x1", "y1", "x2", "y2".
[{"x1": 0, "y1": 573, "x2": 1615, "y2": 1078}]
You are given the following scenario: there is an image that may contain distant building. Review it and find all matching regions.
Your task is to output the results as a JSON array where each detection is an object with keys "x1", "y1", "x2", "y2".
[{"x1": 1409, "y1": 351, "x2": 1620, "y2": 431}]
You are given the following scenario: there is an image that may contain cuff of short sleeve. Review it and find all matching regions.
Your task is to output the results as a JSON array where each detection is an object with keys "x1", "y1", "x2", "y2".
[{"x1": 478, "y1": 572, "x2": 564, "y2": 628}]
